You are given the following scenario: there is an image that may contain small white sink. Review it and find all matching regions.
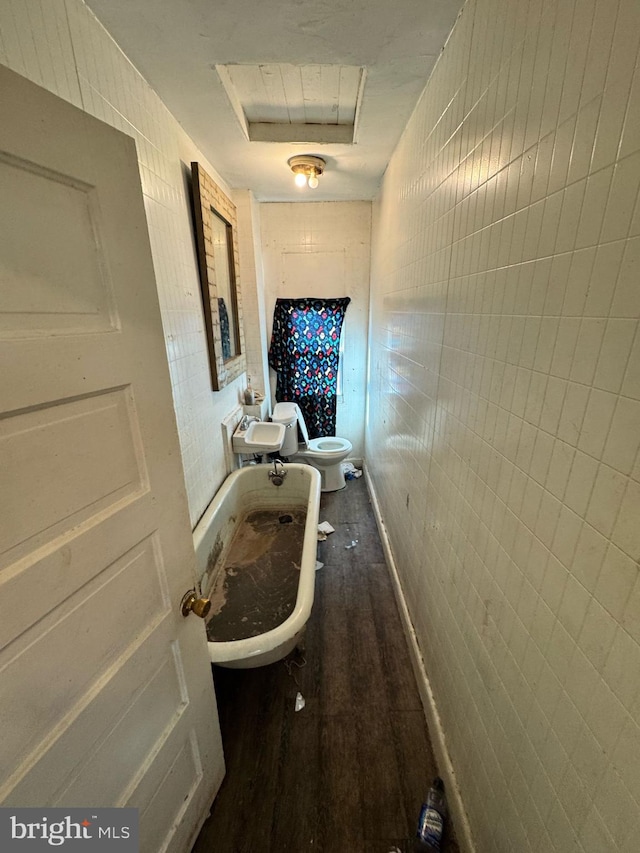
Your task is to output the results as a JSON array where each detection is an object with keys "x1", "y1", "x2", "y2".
[{"x1": 232, "y1": 420, "x2": 285, "y2": 454}]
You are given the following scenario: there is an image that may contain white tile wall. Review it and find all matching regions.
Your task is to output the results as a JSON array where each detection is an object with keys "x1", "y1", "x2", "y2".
[
  {"x1": 0, "y1": 0, "x2": 247, "y2": 525},
  {"x1": 367, "y1": 0, "x2": 640, "y2": 849},
  {"x1": 260, "y1": 202, "x2": 371, "y2": 456}
]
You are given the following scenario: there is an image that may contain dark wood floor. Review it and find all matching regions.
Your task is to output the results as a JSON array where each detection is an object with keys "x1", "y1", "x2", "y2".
[{"x1": 192, "y1": 476, "x2": 459, "y2": 853}]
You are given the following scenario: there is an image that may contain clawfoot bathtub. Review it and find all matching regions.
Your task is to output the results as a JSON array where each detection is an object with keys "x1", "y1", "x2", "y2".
[{"x1": 193, "y1": 463, "x2": 321, "y2": 668}]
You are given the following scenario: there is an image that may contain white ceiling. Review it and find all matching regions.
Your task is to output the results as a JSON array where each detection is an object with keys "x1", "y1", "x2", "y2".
[{"x1": 85, "y1": 0, "x2": 464, "y2": 201}]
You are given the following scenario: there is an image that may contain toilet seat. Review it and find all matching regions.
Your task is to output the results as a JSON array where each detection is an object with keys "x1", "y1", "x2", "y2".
[{"x1": 299, "y1": 436, "x2": 352, "y2": 462}]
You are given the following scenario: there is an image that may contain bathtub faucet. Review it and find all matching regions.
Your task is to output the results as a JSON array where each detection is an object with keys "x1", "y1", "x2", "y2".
[{"x1": 268, "y1": 458, "x2": 287, "y2": 486}]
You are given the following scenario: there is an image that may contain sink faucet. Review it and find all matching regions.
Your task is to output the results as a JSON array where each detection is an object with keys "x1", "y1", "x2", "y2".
[{"x1": 239, "y1": 414, "x2": 259, "y2": 431}]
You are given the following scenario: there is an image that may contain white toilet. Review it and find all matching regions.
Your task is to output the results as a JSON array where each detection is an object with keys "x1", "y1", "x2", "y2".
[{"x1": 271, "y1": 402, "x2": 353, "y2": 492}]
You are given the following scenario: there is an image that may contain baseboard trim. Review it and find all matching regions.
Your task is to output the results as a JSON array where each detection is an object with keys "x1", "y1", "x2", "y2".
[{"x1": 363, "y1": 462, "x2": 476, "y2": 853}]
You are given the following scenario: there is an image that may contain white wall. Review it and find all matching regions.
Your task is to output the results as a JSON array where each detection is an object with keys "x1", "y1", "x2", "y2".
[
  {"x1": 367, "y1": 0, "x2": 640, "y2": 849},
  {"x1": 0, "y1": 0, "x2": 254, "y2": 526},
  {"x1": 260, "y1": 202, "x2": 371, "y2": 456}
]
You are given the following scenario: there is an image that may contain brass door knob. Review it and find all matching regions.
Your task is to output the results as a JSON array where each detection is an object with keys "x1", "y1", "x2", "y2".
[{"x1": 180, "y1": 590, "x2": 211, "y2": 619}]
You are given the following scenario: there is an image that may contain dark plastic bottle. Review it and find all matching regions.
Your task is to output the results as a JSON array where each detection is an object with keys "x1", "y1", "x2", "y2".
[{"x1": 414, "y1": 777, "x2": 447, "y2": 851}]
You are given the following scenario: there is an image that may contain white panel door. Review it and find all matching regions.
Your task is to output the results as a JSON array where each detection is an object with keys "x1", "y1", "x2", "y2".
[{"x1": 0, "y1": 65, "x2": 224, "y2": 852}]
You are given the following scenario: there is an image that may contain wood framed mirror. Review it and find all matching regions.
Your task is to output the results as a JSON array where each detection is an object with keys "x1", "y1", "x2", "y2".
[{"x1": 191, "y1": 162, "x2": 246, "y2": 390}]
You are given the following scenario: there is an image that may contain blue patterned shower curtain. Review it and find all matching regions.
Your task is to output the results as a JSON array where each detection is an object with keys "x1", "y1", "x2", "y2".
[{"x1": 268, "y1": 297, "x2": 350, "y2": 439}]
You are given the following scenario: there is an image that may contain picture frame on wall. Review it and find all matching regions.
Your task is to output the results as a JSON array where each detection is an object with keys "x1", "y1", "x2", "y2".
[{"x1": 190, "y1": 161, "x2": 246, "y2": 390}]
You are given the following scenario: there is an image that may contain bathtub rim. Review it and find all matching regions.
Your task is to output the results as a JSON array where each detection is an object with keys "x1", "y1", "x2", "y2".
[{"x1": 194, "y1": 462, "x2": 321, "y2": 666}]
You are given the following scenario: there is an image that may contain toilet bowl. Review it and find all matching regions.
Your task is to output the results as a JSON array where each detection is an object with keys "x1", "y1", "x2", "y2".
[{"x1": 271, "y1": 402, "x2": 353, "y2": 492}]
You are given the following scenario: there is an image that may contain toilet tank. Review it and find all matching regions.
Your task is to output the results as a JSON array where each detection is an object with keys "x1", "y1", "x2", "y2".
[{"x1": 272, "y1": 402, "x2": 300, "y2": 456}]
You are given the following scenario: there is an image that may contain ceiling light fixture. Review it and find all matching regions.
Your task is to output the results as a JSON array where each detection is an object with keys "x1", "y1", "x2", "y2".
[{"x1": 288, "y1": 155, "x2": 325, "y2": 190}]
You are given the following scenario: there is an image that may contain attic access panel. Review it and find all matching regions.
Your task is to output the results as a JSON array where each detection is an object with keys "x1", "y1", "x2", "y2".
[{"x1": 216, "y1": 63, "x2": 366, "y2": 143}]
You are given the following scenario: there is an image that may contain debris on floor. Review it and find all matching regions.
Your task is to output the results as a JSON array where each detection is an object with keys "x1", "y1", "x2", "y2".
[
  {"x1": 315, "y1": 560, "x2": 324, "y2": 571},
  {"x1": 344, "y1": 540, "x2": 358, "y2": 549},
  {"x1": 341, "y1": 461, "x2": 362, "y2": 480},
  {"x1": 317, "y1": 520, "x2": 335, "y2": 540},
  {"x1": 294, "y1": 691, "x2": 305, "y2": 712},
  {"x1": 284, "y1": 653, "x2": 307, "y2": 684}
]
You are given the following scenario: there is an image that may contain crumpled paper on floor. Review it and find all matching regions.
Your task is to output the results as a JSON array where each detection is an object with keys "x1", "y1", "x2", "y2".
[
  {"x1": 317, "y1": 520, "x2": 335, "y2": 540},
  {"x1": 341, "y1": 461, "x2": 362, "y2": 480}
]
